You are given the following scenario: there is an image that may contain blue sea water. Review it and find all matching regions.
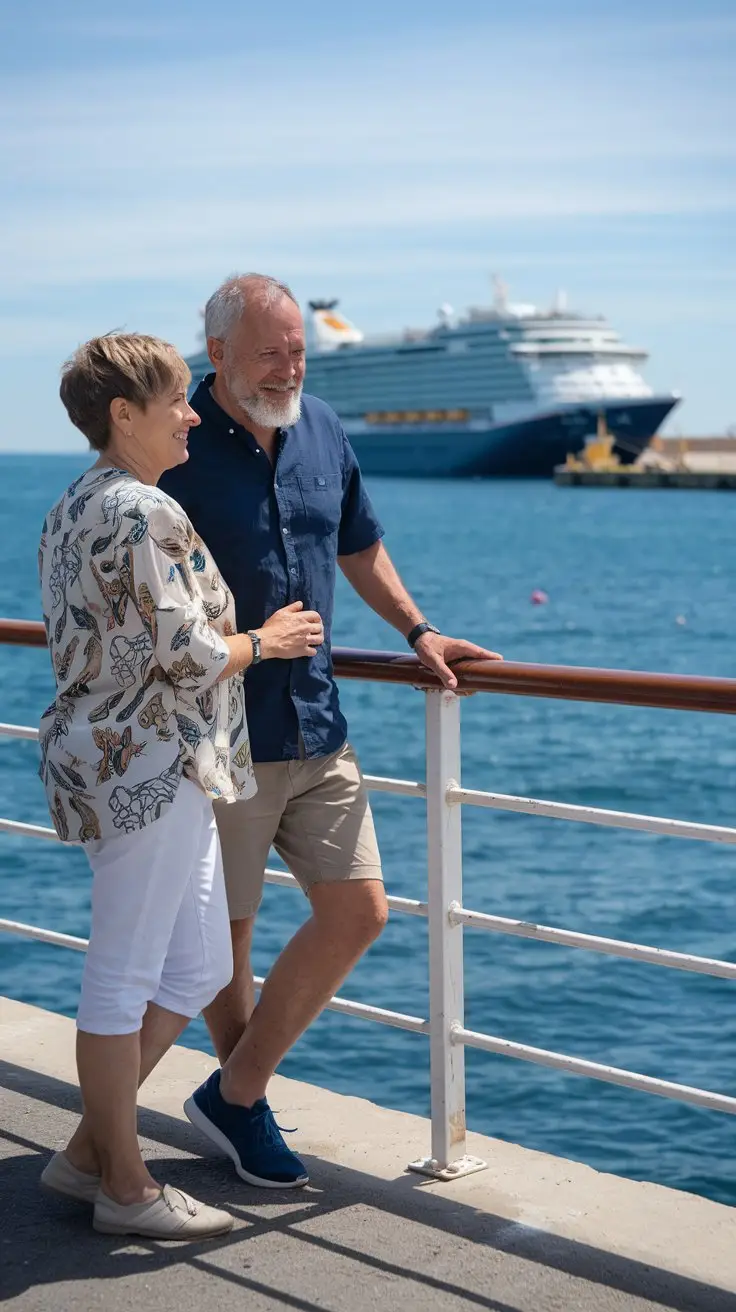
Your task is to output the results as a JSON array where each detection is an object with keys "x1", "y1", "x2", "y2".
[{"x1": 1, "y1": 453, "x2": 735, "y2": 1206}]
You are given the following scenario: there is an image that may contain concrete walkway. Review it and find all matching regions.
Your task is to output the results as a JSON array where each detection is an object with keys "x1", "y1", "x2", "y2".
[{"x1": 1, "y1": 996, "x2": 734, "y2": 1312}]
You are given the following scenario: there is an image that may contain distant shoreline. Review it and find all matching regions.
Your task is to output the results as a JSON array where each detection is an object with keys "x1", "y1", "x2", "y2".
[{"x1": 0, "y1": 450, "x2": 87, "y2": 458}]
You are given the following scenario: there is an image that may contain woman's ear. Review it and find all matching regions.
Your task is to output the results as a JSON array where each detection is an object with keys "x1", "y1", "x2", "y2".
[{"x1": 109, "y1": 397, "x2": 131, "y2": 434}]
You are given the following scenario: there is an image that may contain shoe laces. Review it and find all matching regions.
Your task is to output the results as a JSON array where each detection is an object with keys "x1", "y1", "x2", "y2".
[
  {"x1": 163, "y1": 1184, "x2": 198, "y2": 1216},
  {"x1": 253, "y1": 1103, "x2": 298, "y2": 1150}
]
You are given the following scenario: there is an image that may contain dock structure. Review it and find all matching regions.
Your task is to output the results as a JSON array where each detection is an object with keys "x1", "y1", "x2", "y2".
[
  {"x1": 553, "y1": 425, "x2": 736, "y2": 488},
  {"x1": 2, "y1": 997, "x2": 735, "y2": 1312},
  {"x1": 554, "y1": 468, "x2": 736, "y2": 488}
]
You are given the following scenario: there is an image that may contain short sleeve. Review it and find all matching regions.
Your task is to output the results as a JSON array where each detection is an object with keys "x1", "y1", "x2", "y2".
[
  {"x1": 337, "y1": 428, "x2": 385, "y2": 556},
  {"x1": 115, "y1": 498, "x2": 229, "y2": 692}
]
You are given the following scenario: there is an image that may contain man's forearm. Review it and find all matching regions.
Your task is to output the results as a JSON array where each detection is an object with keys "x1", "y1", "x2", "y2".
[{"x1": 338, "y1": 541, "x2": 425, "y2": 639}]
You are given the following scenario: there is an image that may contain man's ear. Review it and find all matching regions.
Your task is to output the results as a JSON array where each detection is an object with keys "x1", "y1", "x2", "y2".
[{"x1": 207, "y1": 336, "x2": 225, "y2": 369}]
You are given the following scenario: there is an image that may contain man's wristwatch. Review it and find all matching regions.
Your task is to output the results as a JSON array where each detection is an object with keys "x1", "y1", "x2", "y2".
[
  {"x1": 247, "y1": 631, "x2": 262, "y2": 665},
  {"x1": 407, "y1": 622, "x2": 441, "y2": 649}
]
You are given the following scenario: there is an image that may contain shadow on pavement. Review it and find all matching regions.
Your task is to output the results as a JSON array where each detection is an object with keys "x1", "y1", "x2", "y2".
[{"x1": 1, "y1": 1059, "x2": 733, "y2": 1312}]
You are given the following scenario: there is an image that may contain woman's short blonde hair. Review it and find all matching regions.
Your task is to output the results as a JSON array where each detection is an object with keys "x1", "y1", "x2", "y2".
[{"x1": 59, "y1": 332, "x2": 191, "y2": 451}]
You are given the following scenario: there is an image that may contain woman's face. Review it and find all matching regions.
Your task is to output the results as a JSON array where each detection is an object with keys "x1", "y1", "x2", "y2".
[{"x1": 124, "y1": 382, "x2": 201, "y2": 473}]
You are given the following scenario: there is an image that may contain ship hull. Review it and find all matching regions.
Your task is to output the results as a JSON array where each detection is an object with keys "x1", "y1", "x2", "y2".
[{"x1": 344, "y1": 396, "x2": 679, "y2": 478}]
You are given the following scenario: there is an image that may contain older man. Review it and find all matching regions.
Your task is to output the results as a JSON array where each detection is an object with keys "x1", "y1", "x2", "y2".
[{"x1": 160, "y1": 273, "x2": 500, "y2": 1188}]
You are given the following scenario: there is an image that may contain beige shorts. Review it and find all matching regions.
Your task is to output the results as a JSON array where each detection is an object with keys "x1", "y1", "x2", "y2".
[{"x1": 214, "y1": 742, "x2": 383, "y2": 919}]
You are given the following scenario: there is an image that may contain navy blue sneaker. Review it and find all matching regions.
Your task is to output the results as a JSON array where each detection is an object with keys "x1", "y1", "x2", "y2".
[{"x1": 184, "y1": 1070, "x2": 309, "y2": 1188}]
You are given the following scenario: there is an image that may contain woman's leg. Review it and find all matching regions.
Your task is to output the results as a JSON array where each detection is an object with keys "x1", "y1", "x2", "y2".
[
  {"x1": 65, "y1": 784, "x2": 232, "y2": 1194},
  {"x1": 153, "y1": 793, "x2": 233, "y2": 1021},
  {"x1": 69, "y1": 782, "x2": 209, "y2": 1203},
  {"x1": 75, "y1": 1030, "x2": 171, "y2": 1204},
  {"x1": 65, "y1": 1000, "x2": 190, "y2": 1176}
]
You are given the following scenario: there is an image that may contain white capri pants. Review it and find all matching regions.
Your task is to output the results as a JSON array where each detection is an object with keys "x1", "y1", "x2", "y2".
[{"x1": 77, "y1": 777, "x2": 234, "y2": 1035}]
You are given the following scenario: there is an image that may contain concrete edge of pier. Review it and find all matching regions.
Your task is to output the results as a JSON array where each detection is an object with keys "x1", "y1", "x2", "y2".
[{"x1": 1, "y1": 995, "x2": 734, "y2": 1311}]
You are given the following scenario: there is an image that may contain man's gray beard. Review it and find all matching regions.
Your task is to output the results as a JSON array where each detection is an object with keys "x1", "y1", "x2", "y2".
[{"x1": 235, "y1": 386, "x2": 303, "y2": 430}]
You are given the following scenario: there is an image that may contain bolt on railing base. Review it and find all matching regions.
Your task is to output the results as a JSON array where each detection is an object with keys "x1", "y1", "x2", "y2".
[{"x1": 407, "y1": 1154, "x2": 487, "y2": 1182}]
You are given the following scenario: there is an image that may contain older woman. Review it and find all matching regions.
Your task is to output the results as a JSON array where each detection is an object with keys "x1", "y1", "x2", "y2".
[{"x1": 37, "y1": 333, "x2": 324, "y2": 1239}]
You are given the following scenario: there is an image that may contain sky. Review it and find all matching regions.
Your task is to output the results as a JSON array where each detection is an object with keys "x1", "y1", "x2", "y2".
[{"x1": 1, "y1": 0, "x2": 734, "y2": 452}]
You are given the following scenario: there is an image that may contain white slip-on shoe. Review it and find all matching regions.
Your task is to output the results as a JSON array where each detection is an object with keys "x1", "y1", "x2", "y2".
[
  {"x1": 93, "y1": 1184, "x2": 233, "y2": 1240},
  {"x1": 40, "y1": 1152, "x2": 101, "y2": 1204}
]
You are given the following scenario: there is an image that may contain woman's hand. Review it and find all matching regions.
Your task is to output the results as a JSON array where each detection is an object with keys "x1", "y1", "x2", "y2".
[{"x1": 258, "y1": 601, "x2": 324, "y2": 660}]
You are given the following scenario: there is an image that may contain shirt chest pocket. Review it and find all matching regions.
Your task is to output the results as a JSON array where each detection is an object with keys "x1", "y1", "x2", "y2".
[{"x1": 296, "y1": 474, "x2": 342, "y2": 538}]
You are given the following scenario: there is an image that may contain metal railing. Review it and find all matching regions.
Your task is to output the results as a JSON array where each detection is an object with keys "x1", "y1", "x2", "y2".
[{"x1": 2, "y1": 616, "x2": 736, "y2": 1182}]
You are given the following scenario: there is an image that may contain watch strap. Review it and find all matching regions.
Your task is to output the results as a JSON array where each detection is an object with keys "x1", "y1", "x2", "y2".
[
  {"x1": 407, "y1": 622, "x2": 441, "y2": 649},
  {"x1": 247, "y1": 631, "x2": 262, "y2": 665}
]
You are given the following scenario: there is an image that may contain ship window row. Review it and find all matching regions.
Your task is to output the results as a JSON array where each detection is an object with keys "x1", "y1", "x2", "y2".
[
  {"x1": 316, "y1": 386, "x2": 525, "y2": 402},
  {"x1": 316, "y1": 356, "x2": 516, "y2": 373},
  {"x1": 325, "y1": 386, "x2": 532, "y2": 405},
  {"x1": 363, "y1": 409, "x2": 471, "y2": 425},
  {"x1": 525, "y1": 357, "x2": 639, "y2": 371},
  {"x1": 323, "y1": 387, "x2": 533, "y2": 405},
  {"x1": 315, "y1": 371, "x2": 529, "y2": 387},
  {"x1": 313, "y1": 367, "x2": 525, "y2": 385},
  {"x1": 522, "y1": 341, "x2": 619, "y2": 351},
  {"x1": 318, "y1": 346, "x2": 512, "y2": 367},
  {"x1": 325, "y1": 376, "x2": 531, "y2": 391},
  {"x1": 317, "y1": 353, "x2": 512, "y2": 373}
]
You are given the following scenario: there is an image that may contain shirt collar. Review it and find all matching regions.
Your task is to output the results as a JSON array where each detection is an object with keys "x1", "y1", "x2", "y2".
[{"x1": 191, "y1": 373, "x2": 288, "y2": 444}]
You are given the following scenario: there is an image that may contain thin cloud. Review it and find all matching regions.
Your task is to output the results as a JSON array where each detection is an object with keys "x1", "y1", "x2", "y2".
[
  {"x1": 0, "y1": 1, "x2": 734, "y2": 446},
  {"x1": 2, "y1": 36, "x2": 732, "y2": 172},
  {"x1": 3, "y1": 189, "x2": 735, "y2": 293},
  {"x1": 0, "y1": 14, "x2": 732, "y2": 295}
]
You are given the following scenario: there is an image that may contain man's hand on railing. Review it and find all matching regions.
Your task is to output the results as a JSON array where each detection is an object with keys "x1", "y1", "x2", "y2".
[{"x1": 413, "y1": 633, "x2": 503, "y2": 694}]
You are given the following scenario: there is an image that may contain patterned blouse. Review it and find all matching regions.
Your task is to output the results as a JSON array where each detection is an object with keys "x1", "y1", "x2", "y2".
[{"x1": 38, "y1": 466, "x2": 256, "y2": 844}]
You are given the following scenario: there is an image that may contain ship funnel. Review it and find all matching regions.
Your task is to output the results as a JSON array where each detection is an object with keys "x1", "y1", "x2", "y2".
[{"x1": 306, "y1": 300, "x2": 364, "y2": 352}]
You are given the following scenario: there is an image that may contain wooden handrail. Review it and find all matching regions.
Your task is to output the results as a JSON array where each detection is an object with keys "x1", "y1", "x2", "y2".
[
  {"x1": 2, "y1": 617, "x2": 736, "y2": 715},
  {"x1": 0, "y1": 619, "x2": 47, "y2": 649}
]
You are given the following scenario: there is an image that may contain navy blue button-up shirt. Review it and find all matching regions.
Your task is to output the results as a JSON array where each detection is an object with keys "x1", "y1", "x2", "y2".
[{"x1": 159, "y1": 375, "x2": 384, "y2": 762}]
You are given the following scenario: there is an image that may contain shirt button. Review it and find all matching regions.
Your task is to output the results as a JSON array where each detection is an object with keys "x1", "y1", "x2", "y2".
[
  {"x1": 228, "y1": 428, "x2": 234, "y2": 434},
  {"x1": 256, "y1": 448, "x2": 261, "y2": 454},
  {"x1": 283, "y1": 527, "x2": 290, "y2": 535},
  {"x1": 290, "y1": 567, "x2": 297, "y2": 575}
]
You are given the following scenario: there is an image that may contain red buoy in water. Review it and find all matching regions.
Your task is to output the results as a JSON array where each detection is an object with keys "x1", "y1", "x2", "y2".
[{"x1": 530, "y1": 589, "x2": 549, "y2": 605}]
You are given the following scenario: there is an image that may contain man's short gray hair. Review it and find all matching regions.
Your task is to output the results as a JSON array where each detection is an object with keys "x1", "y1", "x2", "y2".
[{"x1": 204, "y1": 273, "x2": 299, "y2": 341}]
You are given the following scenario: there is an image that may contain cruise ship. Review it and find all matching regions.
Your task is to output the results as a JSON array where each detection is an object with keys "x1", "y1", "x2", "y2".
[{"x1": 186, "y1": 279, "x2": 680, "y2": 477}]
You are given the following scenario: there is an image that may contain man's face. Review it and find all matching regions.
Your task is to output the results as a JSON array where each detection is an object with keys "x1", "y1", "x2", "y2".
[{"x1": 210, "y1": 296, "x2": 306, "y2": 429}]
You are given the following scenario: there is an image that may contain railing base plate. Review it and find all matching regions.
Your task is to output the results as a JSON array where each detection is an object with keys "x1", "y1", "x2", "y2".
[{"x1": 407, "y1": 1154, "x2": 487, "y2": 1181}]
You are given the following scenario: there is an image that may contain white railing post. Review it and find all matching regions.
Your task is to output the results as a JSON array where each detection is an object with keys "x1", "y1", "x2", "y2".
[{"x1": 408, "y1": 689, "x2": 487, "y2": 1180}]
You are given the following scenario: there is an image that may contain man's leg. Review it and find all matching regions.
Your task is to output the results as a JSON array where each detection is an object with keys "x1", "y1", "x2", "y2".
[
  {"x1": 220, "y1": 877, "x2": 387, "y2": 1107},
  {"x1": 203, "y1": 765, "x2": 288, "y2": 1062},
  {"x1": 218, "y1": 742, "x2": 386, "y2": 1102},
  {"x1": 203, "y1": 915, "x2": 256, "y2": 1064},
  {"x1": 185, "y1": 744, "x2": 387, "y2": 1185}
]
